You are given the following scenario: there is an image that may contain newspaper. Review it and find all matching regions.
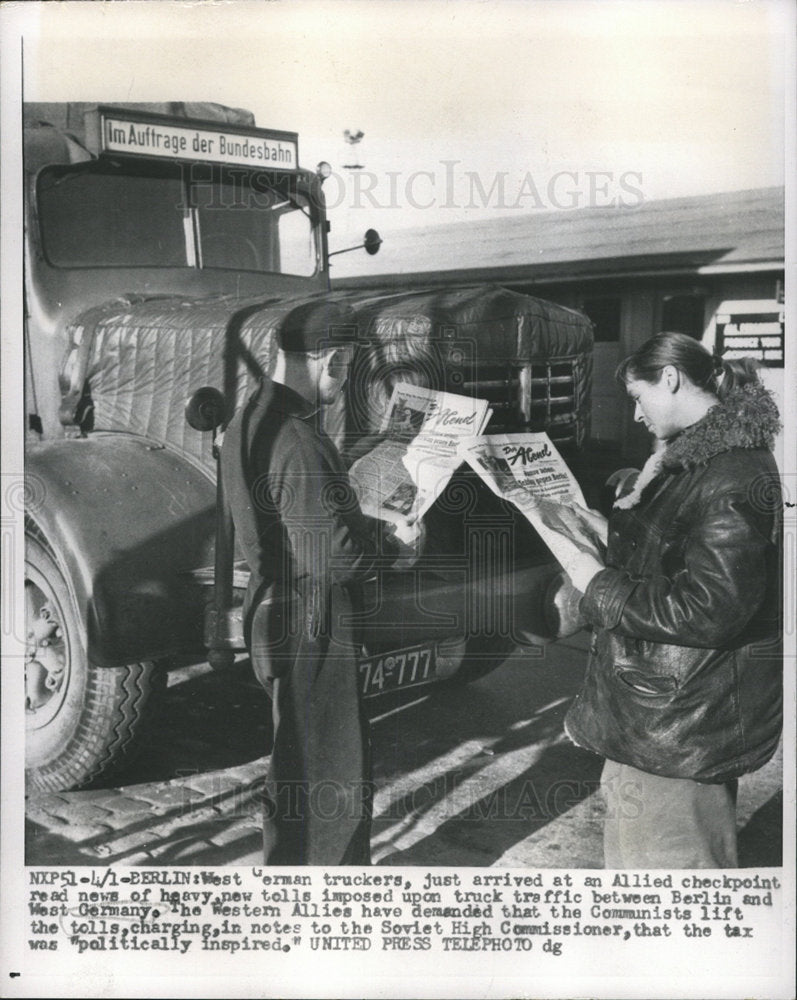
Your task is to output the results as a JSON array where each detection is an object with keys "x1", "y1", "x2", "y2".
[
  {"x1": 458, "y1": 432, "x2": 603, "y2": 560},
  {"x1": 348, "y1": 383, "x2": 491, "y2": 524}
]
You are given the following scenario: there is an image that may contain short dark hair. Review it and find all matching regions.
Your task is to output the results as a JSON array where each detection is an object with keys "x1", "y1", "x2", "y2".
[
  {"x1": 277, "y1": 300, "x2": 359, "y2": 354},
  {"x1": 615, "y1": 331, "x2": 760, "y2": 401}
]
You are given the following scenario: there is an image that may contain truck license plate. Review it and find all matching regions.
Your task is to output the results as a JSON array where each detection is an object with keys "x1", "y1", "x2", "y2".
[{"x1": 359, "y1": 643, "x2": 437, "y2": 698}]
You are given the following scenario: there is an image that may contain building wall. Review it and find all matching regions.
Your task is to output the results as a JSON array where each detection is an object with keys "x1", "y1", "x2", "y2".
[{"x1": 507, "y1": 270, "x2": 783, "y2": 461}]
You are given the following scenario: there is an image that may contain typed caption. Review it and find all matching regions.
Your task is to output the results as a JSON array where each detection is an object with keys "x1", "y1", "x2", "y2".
[{"x1": 26, "y1": 866, "x2": 782, "y2": 960}]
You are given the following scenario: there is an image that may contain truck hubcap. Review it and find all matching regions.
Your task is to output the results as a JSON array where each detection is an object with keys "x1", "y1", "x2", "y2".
[{"x1": 25, "y1": 584, "x2": 69, "y2": 727}]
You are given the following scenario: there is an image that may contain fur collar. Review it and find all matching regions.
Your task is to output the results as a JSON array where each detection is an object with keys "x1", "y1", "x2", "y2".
[{"x1": 615, "y1": 381, "x2": 780, "y2": 510}]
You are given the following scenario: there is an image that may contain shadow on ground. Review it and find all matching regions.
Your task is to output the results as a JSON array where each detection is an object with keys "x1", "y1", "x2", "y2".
[
  {"x1": 24, "y1": 639, "x2": 784, "y2": 870},
  {"x1": 738, "y1": 790, "x2": 783, "y2": 867}
]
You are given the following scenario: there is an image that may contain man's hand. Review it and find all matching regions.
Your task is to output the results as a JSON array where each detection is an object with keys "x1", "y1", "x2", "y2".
[
  {"x1": 388, "y1": 515, "x2": 425, "y2": 568},
  {"x1": 564, "y1": 549, "x2": 604, "y2": 594},
  {"x1": 573, "y1": 505, "x2": 609, "y2": 547},
  {"x1": 522, "y1": 497, "x2": 605, "y2": 593},
  {"x1": 393, "y1": 516, "x2": 423, "y2": 547},
  {"x1": 547, "y1": 530, "x2": 604, "y2": 593}
]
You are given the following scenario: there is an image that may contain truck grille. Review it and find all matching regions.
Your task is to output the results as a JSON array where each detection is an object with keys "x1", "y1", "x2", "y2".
[{"x1": 455, "y1": 354, "x2": 592, "y2": 446}]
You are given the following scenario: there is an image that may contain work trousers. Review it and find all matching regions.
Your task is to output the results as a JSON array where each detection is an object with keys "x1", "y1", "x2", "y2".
[
  {"x1": 600, "y1": 759, "x2": 738, "y2": 869},
  {"x1": 261, "y1": 586, "x2": 373, "y2": 866}
]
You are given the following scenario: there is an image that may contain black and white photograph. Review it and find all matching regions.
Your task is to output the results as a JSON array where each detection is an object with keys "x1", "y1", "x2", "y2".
[{"x1": 1, "y1": 1, "x2": 794, "y2": 997}]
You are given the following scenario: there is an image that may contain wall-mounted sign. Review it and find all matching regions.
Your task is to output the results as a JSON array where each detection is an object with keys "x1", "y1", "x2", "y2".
[
  {"x1": 98, "y1": 111, "x2": 298, "y2": 171},
  {"x1": 715, "y1": 302, "x2": 785, "y2": 367}
]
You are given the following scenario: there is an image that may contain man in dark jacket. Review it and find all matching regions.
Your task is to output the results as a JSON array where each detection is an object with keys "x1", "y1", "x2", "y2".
[{"x1": 221, "y1": 300, "x2": 409, "y2": 864}]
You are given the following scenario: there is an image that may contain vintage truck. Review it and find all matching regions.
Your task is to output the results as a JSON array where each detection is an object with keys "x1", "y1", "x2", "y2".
[{"x1": 23, "y1": 102, "x2": 593, "y2": 792}]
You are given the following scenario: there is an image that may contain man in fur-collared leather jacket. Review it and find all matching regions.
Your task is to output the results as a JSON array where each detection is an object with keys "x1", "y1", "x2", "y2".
[{"x1": 547, "y1": 334, "x2": 782, "y2": 868}]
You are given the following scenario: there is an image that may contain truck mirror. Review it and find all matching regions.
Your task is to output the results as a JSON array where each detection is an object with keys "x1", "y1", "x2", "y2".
[
  {"x1": 185, "y1": 386, "x2": 226, "y2": 432},
  {"x1": 364, "y1": 228, "x2": 382, "y2": 256},
  {"x1": 328, "y1": 228, "x2": 383, "y2": 259}
]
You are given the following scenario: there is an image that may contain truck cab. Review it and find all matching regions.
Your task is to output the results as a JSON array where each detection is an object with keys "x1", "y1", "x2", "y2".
[{"x1": 23, "y1": 102, "x2": 593, "y2": 792}]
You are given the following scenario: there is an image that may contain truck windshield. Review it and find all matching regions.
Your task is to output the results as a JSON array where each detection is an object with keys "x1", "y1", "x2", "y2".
[{"x1": 37, "y1": 161, "x2": 318, "y2": 276}]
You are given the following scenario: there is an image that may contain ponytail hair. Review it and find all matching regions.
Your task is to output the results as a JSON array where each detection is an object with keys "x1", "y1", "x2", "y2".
[
  {"x1": 717, "y1": 356, "x2": 761, "y2": 399},
  {"x1": 615, "y1": 331, "x2": 761, "y2": 401}
]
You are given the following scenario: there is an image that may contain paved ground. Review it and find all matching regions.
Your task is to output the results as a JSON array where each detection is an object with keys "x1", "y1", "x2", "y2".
[{"x1": 25, "y1": 631, "x2": 783, "y2": 868}]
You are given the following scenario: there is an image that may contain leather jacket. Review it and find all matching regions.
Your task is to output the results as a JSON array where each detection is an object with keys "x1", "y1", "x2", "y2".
[{"x1": 565, "y1": 382, "x2": 782, "y2": 783}]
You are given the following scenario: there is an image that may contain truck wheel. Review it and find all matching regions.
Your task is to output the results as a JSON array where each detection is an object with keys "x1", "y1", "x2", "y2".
[
  {"x1": 447, "y1": 634, "x2": 516, "y2": 685},
  {"x1": 25, "y1": 535, "x2": 162, "y2": 792}
]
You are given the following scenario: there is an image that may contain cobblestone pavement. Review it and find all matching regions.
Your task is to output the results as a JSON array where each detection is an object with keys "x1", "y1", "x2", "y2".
[
  {"x1": 25, "y1": 635, "x2": 784, "y2": 868},
  {"x1": 26, "y1": 658, "x2": 270, "y2": 866}
]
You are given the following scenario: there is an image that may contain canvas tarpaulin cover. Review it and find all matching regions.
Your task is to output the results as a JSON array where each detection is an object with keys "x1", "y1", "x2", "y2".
[{"x1": 62, "y1": 284, "x2": 593, "y2": 467}]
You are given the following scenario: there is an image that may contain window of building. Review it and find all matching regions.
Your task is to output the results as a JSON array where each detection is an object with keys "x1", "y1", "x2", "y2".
[
  {"x1": 581, "y1": 297, "x2": 621, "y2": 342},
  {"x1": 660, "y1": 294, "x2": 705, "y2": 339}
]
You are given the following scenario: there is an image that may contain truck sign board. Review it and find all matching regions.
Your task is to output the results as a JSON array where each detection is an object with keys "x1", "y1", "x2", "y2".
[{"x1": 96, "y1": 108, "x2": 298, "y2": 170}]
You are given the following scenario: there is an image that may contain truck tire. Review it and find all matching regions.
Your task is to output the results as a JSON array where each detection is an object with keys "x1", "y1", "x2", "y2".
[{"x1": 25, "y1": 534, "x2": 163, "y2": 792}]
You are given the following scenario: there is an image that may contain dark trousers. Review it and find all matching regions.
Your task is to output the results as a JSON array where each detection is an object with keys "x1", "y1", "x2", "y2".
[
  {"x1": 601, "y1": 759, "x2": 738, "y2": 869},
  {"x1": 261, "y1": 588, "x2": 372, "y2": 866}
]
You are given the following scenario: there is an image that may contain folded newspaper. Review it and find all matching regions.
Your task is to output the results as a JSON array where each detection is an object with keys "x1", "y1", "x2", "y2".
[
  {"x1": 458, "y1": 432, "x2": 603, "y2": 559},
  {"x1": 348, "y1": 383, "x2": 492, "y2": 524}
]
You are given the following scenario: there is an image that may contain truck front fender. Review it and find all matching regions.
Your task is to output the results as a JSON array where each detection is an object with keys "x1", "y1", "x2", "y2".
[{"x1": 26, "y1": 434, "x2": 216, "y2": 667}]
